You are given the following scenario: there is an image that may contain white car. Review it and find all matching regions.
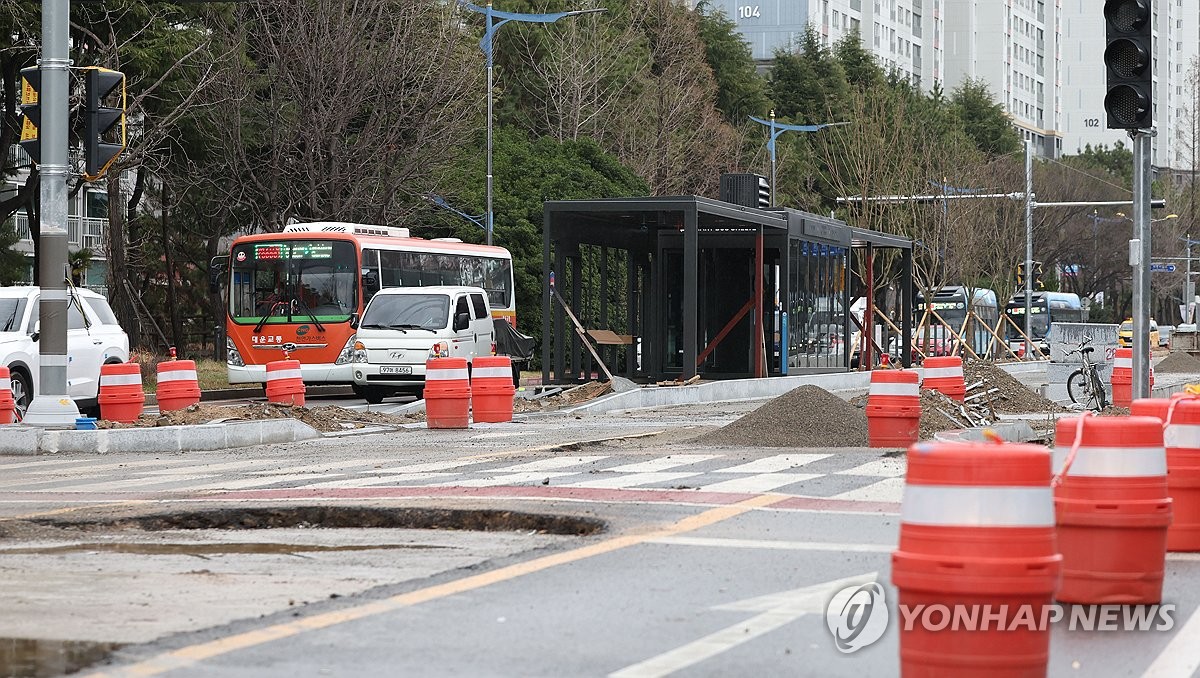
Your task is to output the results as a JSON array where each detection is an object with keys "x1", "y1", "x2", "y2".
[
  {"x1": 351, "y1": 286, "x2": 495, "y2": 404},
  {"x1": 0, "y1": 286, "x2": 130, "y2": 418}
]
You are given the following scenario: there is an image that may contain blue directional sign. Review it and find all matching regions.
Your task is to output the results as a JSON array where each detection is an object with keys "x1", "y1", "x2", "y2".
[{"x1": 1150, "y1": 263, "x2": 1177, "y2": 273}]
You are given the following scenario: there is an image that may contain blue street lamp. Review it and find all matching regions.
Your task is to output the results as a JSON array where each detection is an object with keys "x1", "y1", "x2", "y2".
[
  {"x1": 748, "y1": 111, "x2": 848, "y2": 206},
  {"x1": 423, "y1": 193, "x2": 486, "y2": 232},
  {"x1": 458, "y1": 1, "x2": 606, "y2": 246}
]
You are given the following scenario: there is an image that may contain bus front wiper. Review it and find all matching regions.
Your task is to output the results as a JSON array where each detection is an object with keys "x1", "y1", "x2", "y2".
[
  {"x1": 254, "y1": 301, "x2": 286, "y2": 334},
  {"x1": 291, "y1": 297, "x2": 326, "y2": 333}
]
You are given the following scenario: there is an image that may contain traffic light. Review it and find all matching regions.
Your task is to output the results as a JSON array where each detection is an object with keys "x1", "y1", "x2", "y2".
[
  {"x1": 19, "y1": 67, "x2": 40, "y2": 164},
  {"x1": 1016, "y1": 262, "x2": 1027, "y2": 289},
  {"x1": 1033, "y1": 261, "x2": 1046, "y2": 291},
  {"x1": 83, "y1": 67, "x2": 125, "y2": 180},
  {"x1": 1103, "y1": 0, "x2": 1153, "y2": 130}
]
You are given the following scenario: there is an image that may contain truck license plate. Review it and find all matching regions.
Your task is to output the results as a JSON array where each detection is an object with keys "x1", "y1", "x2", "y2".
[{"x1": 379, "y1": 366, "x2": 412, "y2": 375}]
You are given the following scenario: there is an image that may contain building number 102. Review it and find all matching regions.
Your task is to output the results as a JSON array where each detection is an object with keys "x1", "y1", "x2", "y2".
[{"x1": 737, "y1": 5, "x2": 760, "y2": 19}]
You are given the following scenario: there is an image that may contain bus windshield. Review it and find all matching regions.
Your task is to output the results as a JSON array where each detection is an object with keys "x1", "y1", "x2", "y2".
[
  {"x1": 229, "y1": 239, "x2": 358, "y2": 323},
  {"x1": 1006, "y1": 304, "x2": 1049, "y2": 338}
]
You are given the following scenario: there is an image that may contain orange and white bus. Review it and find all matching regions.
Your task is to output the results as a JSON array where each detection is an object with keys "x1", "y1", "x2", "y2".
[{"x1": 222, "y1": 222, "x2": 515, "y2": 384}]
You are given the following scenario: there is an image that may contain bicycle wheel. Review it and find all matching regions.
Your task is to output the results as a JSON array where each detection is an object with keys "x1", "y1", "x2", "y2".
[
  {"x1": 1091, "y1": 371, "x2": 1109, "y2": 409},
  {"x1": 1067, "y1": 369, "x2": 1089, "y2": 406}
]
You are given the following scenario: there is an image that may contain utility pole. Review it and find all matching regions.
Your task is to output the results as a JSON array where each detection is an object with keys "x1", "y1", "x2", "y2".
[
  {"x1": 23, "y1": 0, "x2": 78, "y2": 427},
  {"x1": 1131, "y1": 129, "x2": 1154, "y2": 399},
  {"x1": 1024, "y1": 139, "x2": 1034, "y2": 359}
]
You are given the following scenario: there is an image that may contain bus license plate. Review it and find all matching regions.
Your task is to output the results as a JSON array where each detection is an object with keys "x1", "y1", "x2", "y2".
[{"x1": 380, "y1": 366, "x2": 412, "y2": 375}]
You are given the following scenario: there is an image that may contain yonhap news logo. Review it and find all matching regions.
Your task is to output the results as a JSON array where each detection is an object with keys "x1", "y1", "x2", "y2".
[{"x1": 825, "y1": 583, "x2": 889, "y2": 653}]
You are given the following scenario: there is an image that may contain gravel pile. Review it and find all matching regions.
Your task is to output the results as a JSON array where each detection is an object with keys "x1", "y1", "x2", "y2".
[
  {"x1": 918, "y1": 390, "x2": 975, "y2": 440},
  {"x1": 1154, "y1": 352, "x2": 1200, "y2": 374},
  {"x1": 963, "y1": 361, "x2": 1065, "y2": 414},
  {"x1": 98, "y1": 403, "x2": 423, "y2": 432},
  {"x1": 698, "y1": 385, "x2": 870, "y2": 447}
]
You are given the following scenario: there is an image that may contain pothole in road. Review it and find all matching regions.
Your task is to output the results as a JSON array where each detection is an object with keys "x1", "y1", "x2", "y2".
[
  {"x1": 1, "y1": 638, "x2": 122, "y2": 678},
  {"x1": 35, "y1": 505, "x2": 607, "y2": 536}
]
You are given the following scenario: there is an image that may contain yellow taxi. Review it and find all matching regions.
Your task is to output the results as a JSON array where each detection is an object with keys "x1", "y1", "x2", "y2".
[{"x1": 1118, "y1": 318, "x2": 1160, "y2": 348}]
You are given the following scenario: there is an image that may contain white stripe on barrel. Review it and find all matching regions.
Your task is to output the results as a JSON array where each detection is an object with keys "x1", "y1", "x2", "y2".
[
  {"x1": 1165, "y1": 424, "x2": 1200, "y2": 449},
  {"x1": 156, "y1": 370, "x2": 198, "y2": 383},
  {"x1": 1114, "y1": 357, "x2": 1132, "y2": 369},
  {"x1": 869, "y1": 382, "x2": 919, "y2": 397},
  {"x1": 266, "y1": 369, "x2": 303, "y2": 381},
  {"x1": 1051, "y1": 445, "x2": 1167, "y2": 477},
  {"x1": 472, "y1": 367, "x2": 512, "y2": 379},
  {"x1": 901, "y1": 485, "x2": 1056, "y2": 527},
  {"x1": 100, "y1": 373, "x2": 142, "y2": 387},
  {"x1": 0, "y1": 378, "x2": 11, "y2": 391},
  {"x1": 427, "y1": 368, "x2": 470, "y2": 381},
  {"x1": 923, "y1": 367, "x2": 963, "y2": 379}
]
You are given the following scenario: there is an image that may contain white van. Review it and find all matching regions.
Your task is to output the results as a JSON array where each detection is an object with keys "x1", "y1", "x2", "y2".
[{"x1": 351, "y1": 286, "x2": 495, "y2": 403}]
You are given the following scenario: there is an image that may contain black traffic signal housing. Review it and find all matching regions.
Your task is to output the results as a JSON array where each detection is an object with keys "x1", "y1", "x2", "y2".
[
  {"x1": 18, "y1": 67, "x2": 40, "y2": 164},
  {"x1": 1016, "y1": 262, "x2": 1027, "y2": 289},
  {"x1": 83, "y1": 67, "x2": 125, "y2": 180},
  {"x1": 1103, "y1": 0, "x2": 1153, "y2": 130},
  {"x1": 1033, "y1": 261, "x2": 1046, "y2": 291}
]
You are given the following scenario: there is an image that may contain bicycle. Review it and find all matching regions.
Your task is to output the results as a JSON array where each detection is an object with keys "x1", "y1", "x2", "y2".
[{"x1": 1065, "y1": 336, "x2": 1108, "y2": 411}]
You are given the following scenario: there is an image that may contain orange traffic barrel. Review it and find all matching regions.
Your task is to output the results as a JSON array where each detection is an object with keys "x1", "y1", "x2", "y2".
[
  {"x1": 471, "y1": 356, "x2": 515, "y2": 424},
  {"x1": 1133, "y1": 396, "x2": 1200, "y2": 552},
  {"x1": 265, "y1": 359, "x2": 306, "y2": 407},
  {"x1": 426, "y1": 357, "x2": 471, "y2": 429},
  {"x1": 892, "y1": 440, "x2": 1060, "y2": 677},
  {"x1": 1111, "y1": 348, "x2": 1132, "y2": 407},
  {"x1": 866, "y1": 369, "x2": 920, "y2": 447},
  {"x1": 1054, "y1": 416, "x2": 1171, "y2": 603},
  {"x1": 99, "y1": 362, "x2": 144, "y2": 424},
  {"x1": 156, "y1": 359, "x2": 201, "y2": 412},
  {"x1": 922, "y1": 356, "x2": 965, "y2": 402},
  {"x1": 0, "y1": 366, "x2": 15, "y2": 424}
]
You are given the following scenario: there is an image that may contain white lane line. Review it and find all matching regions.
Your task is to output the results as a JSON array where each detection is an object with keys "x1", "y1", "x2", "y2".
[
  {"x1": 51, "y1": 474, "x2": 221, "y2": 492},
  {"x1": 139, "y1": 460, "x2": 280, "y2": 476},
  {"x1": 607, "y1": 455, "x2": 721, "y2": 473},
  {"x1": 247, "y1": 458, "x2": 398, "y2": 475},
  {"x1": 186, "y1": 473, "x2": 350, "y2": 491},
  {"x1": 836, "y1": 458, "x2": 906, "y2": 478},
  {"x1": 434, "y1": 471, "x2": 578, "y2": 487},
  {"x1": 831, "y1": 477, "x2": 905, "y2": 503},
  {"x1": 18, "y1": 458, "x2": 195, "y2": 475},
  {"x1": 489, "y1": 456, "x2": 609, "y2": 473},
  {"x1": 559, "y1": 472, "x2": 701, "y2": 489},
  {"x1": 288, "y1": 473, "x2": 458, "y2": 489},
  {"x1": 647, "y1": 536, "x2": 893, "y2": 553},
  {"x1": 716, "y1": 454, "x2": 831, "y2": 474},
  {"x1": 369, "y1": 458, "x2": 502, "y2": 474},
  {"x1": 1141, "y1": 603, "x2": 1200, "y2": 677},
  {"x1": 698, "y1": 473, "x2": 821, "y2": 494},
  {"x1": 0, "y1": 458, "x2": 102, "y2": 472}
]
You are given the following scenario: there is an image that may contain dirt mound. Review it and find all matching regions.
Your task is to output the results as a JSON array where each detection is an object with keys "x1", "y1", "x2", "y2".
[
  {"x1": 918, "y1": 390, "x2": 972, "y2": 440},
  {"x1": 514, "y1": 381, "x2": 612, "y2": 413},
  {"x1": 98, "y1": 403, "x2": 422, "y2": 433},
  {"x1": 697, "y1": 385, "x2": 870, "y2": 448},
  {"x1": 962, "y1": 361, "x2": 1065, "y2": 414},
  {"x1": 1154, "y1": 352, "x2": 1200, "y2": 374}
]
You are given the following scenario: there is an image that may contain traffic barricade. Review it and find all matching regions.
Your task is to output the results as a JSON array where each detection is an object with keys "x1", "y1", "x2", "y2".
[
  {"x1": 99, "y1": 362, "x2": 144, "y2": 424},
  {"x1": 892, "y1": 440, "x2": 1060, "y2": 677},
  {"x1": 471, "y1": 356, "x2": 515, "y2": 423},
  {"x1": 0, "y1": 366, "x2": 15, "y2": 424},
  {"x1": 1132, "y1": 397, "x2": 1200, "y2": 551},
  {"x1": 426, "y1": 357, "x2": 471, "y2": 429},
  {"x1": 866, "y1": 369, "x2": 920, "y2": 447},
  {"x1": 265, "y1": 359, "x2": 306, "y2": 407},
  {"x1": 1111, "y1": 348, "x2": 1132, "y2": 407},
  {"x1": 156, "y1": 359, "x2": 201, "y2": 412},
  {"x1": 922, "y1": 356, "x2": 965, "y2": 402},
  {"x1": 1053, "y1": 415, "x2": 1171, "y2": 603}
]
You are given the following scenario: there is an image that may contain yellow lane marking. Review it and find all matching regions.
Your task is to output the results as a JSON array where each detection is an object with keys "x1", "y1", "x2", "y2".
[{"x1": 91, "y1": 493, "x2": 787, "y2": 677}]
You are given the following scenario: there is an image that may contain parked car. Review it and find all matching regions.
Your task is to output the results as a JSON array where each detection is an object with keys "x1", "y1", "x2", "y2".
[
  {"x1": 350, "y1": 286, "x2": 495, "y2": 404},
  {"x1": 1118, "y1": 318, "x2": 1160, "y2": 349},
  {"x1": 1159, "y1": 325, "x2": 1173, "y2": 348},
  {"x1": 0, "y1": 286, "x2": 130, "y2": 418}
]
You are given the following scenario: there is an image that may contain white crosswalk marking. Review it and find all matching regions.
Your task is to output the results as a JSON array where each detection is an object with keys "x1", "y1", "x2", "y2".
[
  {"x1": 559, "y1": 472, "x2": 701, "y2": 489},
  {"x1": 436, "y1": 471, "x2": 578, "y2": 487},
  {"x1": 185, "y1": 473, "x2": 350, "y2": 491},
  {"x1": 0, "y1": 458, "x2": 102, "y2": 472},
  {"x1": 248, "y1": 459, "x2": 399, "y2": 475},
  {"x1": 53, "y1": 474, "x2": 220, "y2": 492},
  {"x1": 836, "y1": 458, "x2": 906, "y2": 478},
  {"x1": 489, "y1": 456, "x2": 609, "y2": 473},
  {"x1": 369, "y1": 458, "x2": 501, "y2": 474},
  {"x1": 290, "y1": 473, "x2": 459, "y2": 489},
  {"x1": 698, "y1": 473, "x2": 821, "y2": 493},
  {"x1": 607, "y1": 455, "x2": 719, "y2": 473},
  {"x1": 20, "y1": 458, "x2": 195, "y2": 476},
  {"x1": 831, "y1": 477, "x2": 905, "y2": 502},
  {"x1": 138, "y1": 460, "x2": 278, "y2": 476},
  {"x1": 717, "y1": 454, "x2": 830, "y2": 474}
]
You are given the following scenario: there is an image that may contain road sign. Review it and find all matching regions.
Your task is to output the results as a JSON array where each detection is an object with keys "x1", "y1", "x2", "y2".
[{"x1": 1151, "y1": 263, "x2": 1177, "y2": 273}]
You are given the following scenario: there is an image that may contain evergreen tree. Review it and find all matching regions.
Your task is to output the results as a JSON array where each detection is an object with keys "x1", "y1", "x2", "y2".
[
  {"x1": 694, "y1": 1, "x2": 770, "y2": 124},
  {"x1": 950, "y1": 78, "x2": 1021, "y2": 157},
  {"x1": 833, "y1": 28, "x2": 884, "y2": 92},
  {"x1": 768, "y1": 25, "x2": 850, "y2": 123}
]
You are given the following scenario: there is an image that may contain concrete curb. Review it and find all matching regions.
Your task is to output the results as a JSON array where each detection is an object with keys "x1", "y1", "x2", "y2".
[
  {"x1": 139, "y1": 385, "x2": 355, "y2": 407},
  {"x1": 0, "y1": 419, "x2": 321, "y2": 455}
]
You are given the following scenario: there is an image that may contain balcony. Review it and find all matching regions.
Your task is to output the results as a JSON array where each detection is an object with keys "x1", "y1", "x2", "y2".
[{"x1": 12, "y1": 212, "x2": 107, "y2": 256}]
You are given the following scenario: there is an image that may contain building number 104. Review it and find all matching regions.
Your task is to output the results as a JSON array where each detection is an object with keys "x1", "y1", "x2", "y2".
[{"x1": 737, "y1": 5, "x2": 760, "y2": 19}]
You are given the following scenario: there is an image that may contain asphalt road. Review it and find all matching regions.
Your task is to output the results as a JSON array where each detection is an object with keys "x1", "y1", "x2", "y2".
[{"x1": 0, "y1": 404, "x2": 1196, "y2": 677}]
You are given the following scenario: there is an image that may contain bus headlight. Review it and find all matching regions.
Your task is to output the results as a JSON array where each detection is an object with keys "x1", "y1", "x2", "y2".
[
  {"x1": 337, "y1": 335, "x2": 364, "y2": 365},
  {"x1": 227, "y1": 337, "x2": 244, "y2": 367}
]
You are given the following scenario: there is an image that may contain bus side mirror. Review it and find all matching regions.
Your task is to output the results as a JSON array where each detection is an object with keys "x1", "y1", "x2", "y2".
[
  {"x1": 209, "y1": 255, "x2": 229, "y2": 294},
  {"x1": 350, "y1": 313, "x2": 359, "y2": 329},
  {"x1": 362, "y1": 269, "x2": 379, "y2": 288}
]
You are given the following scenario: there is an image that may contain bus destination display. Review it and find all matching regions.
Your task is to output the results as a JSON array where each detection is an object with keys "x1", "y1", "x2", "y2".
[{"x1": 254, "y1": 241, "x2": 334, "y2": 261}]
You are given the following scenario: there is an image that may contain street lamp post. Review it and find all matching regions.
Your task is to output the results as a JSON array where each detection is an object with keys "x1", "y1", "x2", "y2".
[
  {"x1": 458, "y1": 1, "x2": 605, "y2": 247},
  {"x1": 747, "y1": 113, "x2": 848, "y2": 206}
]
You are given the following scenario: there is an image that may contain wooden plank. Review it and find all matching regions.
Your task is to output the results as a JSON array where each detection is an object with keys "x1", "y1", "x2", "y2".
[{"x1": 588, "y1": 329, "x2": 634, "y2": 345}]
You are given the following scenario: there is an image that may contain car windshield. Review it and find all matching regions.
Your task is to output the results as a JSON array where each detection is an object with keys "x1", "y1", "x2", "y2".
[
  {"x1": 0, "y1": 298, "x2": 26, "y2": 332},
  {"x1": 361, "y1": 294, "x2": 449, "y2": 330},
  {"x1": 1120, "y1": 322, "x2": 1133, "y2": 332}
]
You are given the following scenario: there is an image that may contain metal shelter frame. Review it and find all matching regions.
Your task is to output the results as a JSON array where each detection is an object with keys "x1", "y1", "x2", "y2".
[{"x1": 542, "y1": 196, "x2": 913, "y2": 384}]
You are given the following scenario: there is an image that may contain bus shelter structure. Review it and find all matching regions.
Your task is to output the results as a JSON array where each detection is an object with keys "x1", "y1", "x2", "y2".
[{"x1": 542, "y1": 196, "x2": 913, "y2": 384}]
